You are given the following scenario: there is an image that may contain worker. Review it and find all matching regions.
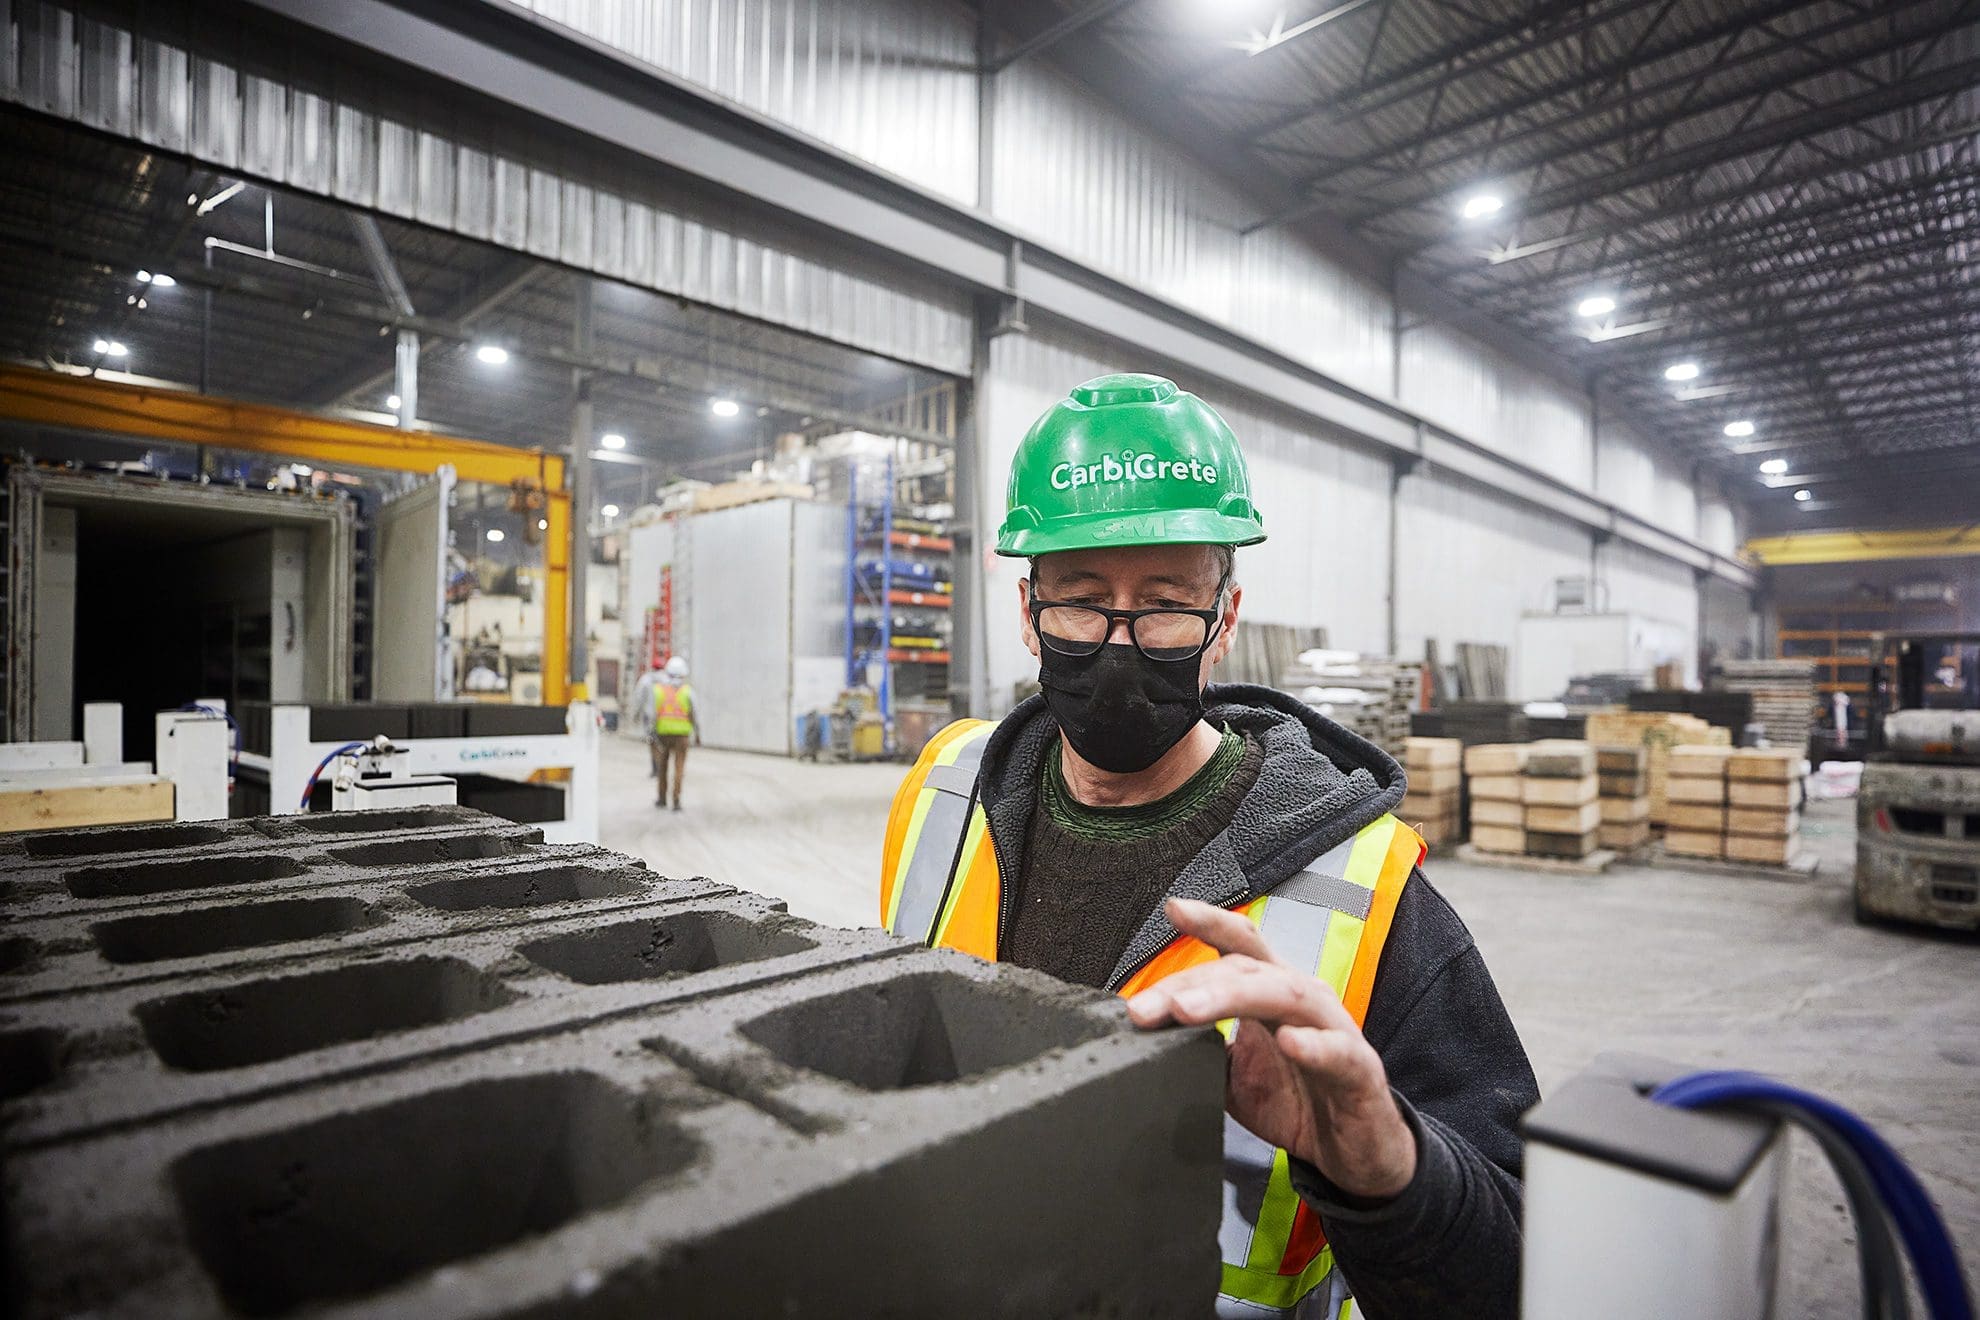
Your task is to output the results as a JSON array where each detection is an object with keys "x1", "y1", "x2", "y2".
[
  {"x1": 881, "y1": 375, "x2": 1535, "y2": 1318},
  {"x1": 652, "y1": 655, "x2": 700, "y2": 811},
  {"x1": 631, "y1": 663, "x2": 665, "y2": 779}
]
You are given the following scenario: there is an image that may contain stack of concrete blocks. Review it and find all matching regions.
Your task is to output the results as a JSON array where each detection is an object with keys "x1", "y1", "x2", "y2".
[
  {"x1": 1583, "y1": 711, "x2": 1729, "y2": 829},
  {"x1": 0, "y1": 807, "x2": 1226, "y2": 1318},
  {"x1": 1596, "y1": 746, "x2": 1652, "y2": 854},
  {"x1": 1464, "y1": 743, "x2": 1530, "y2": 855},
  {"x1": 1521, "y1": 741, "x2": 1601, "y2": 860},
  {"x1": 1724, "y1": 749, "x2": 1805, "y2": 865},
  {"x1": 1399, "y1": 737, "x2": 1463, "y2": 847},
  {"x1": 1664, "y1": 745, "x2": 1736, "y2": 859}
]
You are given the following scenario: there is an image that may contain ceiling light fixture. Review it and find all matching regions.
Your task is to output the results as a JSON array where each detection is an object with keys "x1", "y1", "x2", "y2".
[
  {"x1": 150, "y1": 272, "x2": 176, "y2": 288},
  {"x1": 601, "y1": 432, "x2": 627, "y2": 450},
  {"x1": 1794, "y1": 489, "x2": 1813, "y2": 502},
  {"x1": 1576, "y1": 295, "x2": 1616, "y2": 318},
  {"x1": 710, "y1": 398, "x2": 740, "y2": 418},
  {"x1": 91, "y1": 339, "x2": 128, "y2": 358},
  {"x1": 386, "y1": 394, "x2": 402, "y2": 410},
  {"x1": 1664, "y1": 362, "x2": 1700, "y2": 382},
  {"x1": 537, "y1": 518, "x2": 549, "y2": 531},
  {"x1": 136, "y1": 270, "x2": 153, "y2": 283},
  {"x1": 1760, "y1": 459, "x2": 1788, "y2": 475},
  {"x1": 486, "y1": 529, "x2": 506, "y2": 543},
  {"x1": 1724, "y1": 420, "x2": 1755, "y2": 438},
  {"x1": 1460, "y1": 192, "x2": 1504, "y2": 220},
  {"x1": 475, "y1": 344, "x2": 510, "y2": 365},
  {"x1": 601, "y1": 504, "x2": 620, "y2": 518}
]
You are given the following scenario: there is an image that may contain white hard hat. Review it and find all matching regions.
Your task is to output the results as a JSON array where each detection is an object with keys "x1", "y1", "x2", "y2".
[{"x1": 664, "y1": 655, "x2": 689, "y2": 679}]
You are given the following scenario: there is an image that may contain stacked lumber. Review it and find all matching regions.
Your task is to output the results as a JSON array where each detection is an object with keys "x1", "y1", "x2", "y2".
[
  {"x1": 1521, "y1": 741, "x2": 1600, "y2": 859},
  {"x1": 1285, "y1": 652, "x2": 1423, "y2": 755},
  {"x1": 1584, "y1": 710, "x2": 1731, "y2": 826},
  {"x1": 1664, "y1": 745, "x2": 1734, "y2": 858},
  {"x1": 1399, "y1": 737, "x2": 1462, "y2": 846},
  {"x1": 1715, "y1": 660, "x2": 1817, "y2": 752},
  {"x1": 1723, "y1": 749, "x2": 1805, "y2": 865},
  {"x1": 1595, "y1": 745, "x2": 1651, "y2": 852},
  {"x1": 1463, "y1": 743, "x2": 1529, "y2": 854}
]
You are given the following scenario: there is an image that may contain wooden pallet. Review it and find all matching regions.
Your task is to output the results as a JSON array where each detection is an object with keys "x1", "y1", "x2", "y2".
[{"x1": 1452, "y1": 843, "x2": 1617, "y2": 875}]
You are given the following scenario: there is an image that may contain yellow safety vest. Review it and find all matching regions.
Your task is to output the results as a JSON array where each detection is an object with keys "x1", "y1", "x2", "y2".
[
  {"x1": 881, "y1": 719, "x2": 1419, "y2": 1318},
  {"x1": 654, "y1": 682, "x2": 694, "y2": 737}
]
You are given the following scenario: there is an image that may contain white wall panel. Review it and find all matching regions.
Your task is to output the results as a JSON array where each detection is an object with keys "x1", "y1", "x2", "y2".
[
  {"x1": 1599, "y1": 420, "x2": 1699, "y2": 542},
  {"x1": 1398, "y1": 324, "x2": 1593, "y2": 485},
  {"x1": 509, "y1": 0, "x2": 981, "y2": 206},
  {"x1": 1599, "y1": 538, "x2": 1699, "y2": 683},
  {"x1": 1698, "y1": 496, "x2": 1740, "y2": 556},
  {"x1": 1393, "y1": 467, "x2": 1591, "y2": 664}
]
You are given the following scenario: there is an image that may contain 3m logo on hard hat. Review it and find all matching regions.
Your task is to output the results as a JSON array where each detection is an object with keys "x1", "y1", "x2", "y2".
[{"x1": 1050, "y1": 450, "x2": 1220, "y2": 491}]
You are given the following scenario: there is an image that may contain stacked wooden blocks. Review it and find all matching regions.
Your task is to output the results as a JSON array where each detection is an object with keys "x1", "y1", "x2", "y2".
[
  {"x1": 1400, "y1": 737, "x2": 1462, "y2": 846},
  {"x1": 1464, "y1": 743, "x2": 1529, "y2": 855},
  {"x1": 1521, "y1": 740, "x2": 1600, "y2": 860},
  {"x1": 1596, "y1": 745, "x2": 1651, "y2": 852},
  {"x1": 1724, "y1": 749, "x2": 1803, "y2": 865},
  {"x1": 1664, "y1": 745, "x2": 1734, "y2": 858},
  {"x1": 1584, "y1": 710, "x2": 1730, "y2": 828}
]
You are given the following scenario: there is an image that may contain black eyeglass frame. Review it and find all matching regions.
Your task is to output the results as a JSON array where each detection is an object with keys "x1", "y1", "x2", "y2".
[{"x1": 1025, "y1": 575, "x2": 1231, "y2": 661}]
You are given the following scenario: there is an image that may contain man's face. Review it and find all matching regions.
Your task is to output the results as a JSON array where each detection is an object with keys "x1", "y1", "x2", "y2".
[{"x1": 1019, "y1": 544, "x2": 1241, "y2": 691}]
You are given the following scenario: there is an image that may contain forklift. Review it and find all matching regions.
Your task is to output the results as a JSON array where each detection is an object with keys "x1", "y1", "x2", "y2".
[{"x1": 1855, "y1": 631, "x2": 1980, "y2": 929}]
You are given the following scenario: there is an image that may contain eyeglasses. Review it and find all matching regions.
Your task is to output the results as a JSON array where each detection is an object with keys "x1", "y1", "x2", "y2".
[{"x1": 1028, "y1": 580, "x2": 1227, "y2": 661}]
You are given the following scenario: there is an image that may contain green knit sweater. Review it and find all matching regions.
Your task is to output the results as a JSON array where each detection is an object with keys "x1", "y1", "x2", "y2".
[{"x1": 1003, "y1": 728, "x2": 1262, "y2": 988}]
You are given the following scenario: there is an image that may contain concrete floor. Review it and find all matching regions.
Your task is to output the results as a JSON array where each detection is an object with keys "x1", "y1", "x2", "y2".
[{"x1": 598, "y1": 734, "x2": 1980, "y2": 1315}]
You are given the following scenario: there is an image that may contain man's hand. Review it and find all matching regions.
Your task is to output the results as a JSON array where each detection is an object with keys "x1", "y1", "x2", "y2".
[{"x1": 1126, "y1": 896, "x2": 1417, "y2": 1202}]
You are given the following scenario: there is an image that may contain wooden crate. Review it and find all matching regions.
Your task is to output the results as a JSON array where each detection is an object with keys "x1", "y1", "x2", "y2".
[
  {"x1": 1665, "y1": 829, "x2": 1724, "y2": 859},
  {"x1": 1595, "y1": 745, "x2": 1648, "y2": 774},
  {"x1": 1599, "y1": 770, "x2": 1646, "y2": 798},
  {"x1": 1667, "y1": 777, "x2": 1727, "y2": 805},
  {"x1": 1525, "y1": 800, "x2": 1602, "y2": 834},
  {"x1": 1470, "y1": 824, "x2": 1527, "y2": 855},
  {"x1": 1729, "y1": 780, "x2": 1797, "y2": 809},
  {"x1": 1669, "y1": 745, "x2": 1735, "y2": 776},
  {"x1": 1666, "y1": 803, "x2": 1727, "y2": 832},
  {"x1": 1471, "y1": 798, "x2": 1525, "y2": 827},
  {"x1": 1599, "y1": 794, "x2": 1651, "y2": 823},
  {"x1": 1528, "y1": 828, "x2": 1600, "y2": 859},
  {"x1": 1599, "y1": 819, "x2": 1653, "y2": 851},
  {"x1": 1404, "y1": 737, "x2": 1463, "y2": 768},
  {"x1": 1727, "y1": 807, "x2": 1800, "y2": 838},
  {"x1": 1725, "y1": 833, "x2": 1798, "y2": 866},
  {"x1": 1522, "y1": 775, "x2": 1598, "y2": 806},
  {"x1": 1526, "y1": 740, "x2": 1597, "y2": 778},
  {"x1": 1463, "y1": 744, "x2": 1531, "y2": 775},
  {"x1": 1406, "y1": 764, "x2": 1462, "y2": 794},
  {"x1": 1727, "y1": 749, "x2": 1801, "y2": 782},
  {"x1": 1469, "y1": 774, "x2": 1525, "y2": 802}
]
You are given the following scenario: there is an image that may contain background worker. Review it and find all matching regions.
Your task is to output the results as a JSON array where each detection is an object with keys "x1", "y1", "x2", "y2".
[
  {"x1": 652, "y1": 654, "x2": 701, "y2": 811},
  {"x1": 881, "y1": 375, "x2": 1536, "y2": 1319},
  {"x1": 631, "y1": 662, "x2": 666, "y2": 780}
]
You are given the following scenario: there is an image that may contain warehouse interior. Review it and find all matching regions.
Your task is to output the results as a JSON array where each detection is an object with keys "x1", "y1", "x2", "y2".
[{"x1": 1, "y1": 1, "x2": 1976, "y2": 1316}]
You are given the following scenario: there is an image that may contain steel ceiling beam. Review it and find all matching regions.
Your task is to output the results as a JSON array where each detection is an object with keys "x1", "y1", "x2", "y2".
[{"x1": 986, "y1": 0, "x2": 1141, "y2": 72}]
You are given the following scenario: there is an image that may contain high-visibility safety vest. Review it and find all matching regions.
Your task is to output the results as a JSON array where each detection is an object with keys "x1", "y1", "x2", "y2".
[
  {"x1": 882, "y1": 719, "x2": 1421, "y2": 1319},
  {"x1": 653, "y1": 683, "x2": 694, "y2": 737}
]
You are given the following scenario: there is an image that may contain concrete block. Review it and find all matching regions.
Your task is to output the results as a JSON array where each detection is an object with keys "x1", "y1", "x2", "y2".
[
  {"x1": 5, "y1": 952, "x2": 1224, "y2": 1318},
  {"x1": 1599, "y1": 794, "x2": 1650, "y2": 823},
  {"x1": 0, "y1": 847, "x2": 703, "y2": 1005},
  {"x1": 1521, "y1": 774, "x2": 1598, "y2": 806},
  {"x1": 1525, "y1": 740, "x2": 1596, "y2": 778},
  {"x1": 1, "y1": 893, "x2": 902, "y2": 1146}
]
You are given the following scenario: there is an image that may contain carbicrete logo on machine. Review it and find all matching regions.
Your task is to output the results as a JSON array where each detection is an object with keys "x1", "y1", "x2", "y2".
[{"x1": 1049, "y1": 449, "x2": 1219, "y2": 491}]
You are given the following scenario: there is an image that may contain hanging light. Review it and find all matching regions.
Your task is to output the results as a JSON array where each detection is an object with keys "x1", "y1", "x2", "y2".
[
  {"x1": 1794, "y1": 489, "x2": 1813, "y2": 502},
  {"x1": 1724, "y1": 420, "x2": 1755, "y2": 438},
  {"x1": 475, "y1": 344, "x2": 510, "y2": 365},
  {"x1": 386, "y1": 394, "x2": 402, "y2": 410},
  {"x1": 710, "y1": 398, "x2": 740, "y2": 418},
  {"x1": 1664, "y1": 362, "x2": 1700, "y2": 382},
  {"x1": 601, "y1": 504, "x2": 620, "y2": 518},
  {"x1": 1460, "y1": 192, "x2": 1504, "y2": 220},
  {"x1": 1760, "y1": 459, "x2": 1788, "y2": 475},
  {"x1": 486, "y1": 528, "x2": 506, "y2": 543},
  {"x1": 600, "y1": 432, "x2": 627, "y2": 450},
  {"x1": 1575, "y1": 295, "x2": 1616, "y2": 318}
]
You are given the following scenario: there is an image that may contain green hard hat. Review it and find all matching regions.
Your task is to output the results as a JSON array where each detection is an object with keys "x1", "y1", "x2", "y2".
[{"x1": 995, "y1": 373, "x2": 1265, "y2": 557}]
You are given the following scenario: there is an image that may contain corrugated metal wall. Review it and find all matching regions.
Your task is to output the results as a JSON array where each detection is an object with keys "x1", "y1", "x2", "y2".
[
  {"x1": 1393, "y1": 467, "x2": 1592, "y2": 663},
  {"x1": 1397, "y1": 324, "x2": 1594, "y2": 485},
  {"x1": 1599, "y1": 420, "x2": 1701, "y2": 543},
  {"x1": 1597, "y1": 538, "x2": 1700, "y2": 681},
  {"x1": 505, "y1": 0, "x2": 981, "y2": 206},
  {"x1": 1, "y1": 0, "x2": 973, "y2": 375},
  {"x1": 979, "y1": 322, "x2": 1393, "y2": 714}
]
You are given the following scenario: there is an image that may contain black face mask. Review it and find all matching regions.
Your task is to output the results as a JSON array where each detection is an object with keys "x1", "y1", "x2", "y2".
[{"x1": 1038, "y1": 641, "x2": 1207, "y2": 774}]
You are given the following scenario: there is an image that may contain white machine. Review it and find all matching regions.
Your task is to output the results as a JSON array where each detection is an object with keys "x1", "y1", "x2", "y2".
[{"x1": 328, "y1": 737, "x2": 459, "y2": 811}]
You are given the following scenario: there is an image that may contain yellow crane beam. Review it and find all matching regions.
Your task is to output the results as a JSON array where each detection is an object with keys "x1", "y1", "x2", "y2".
[
  {"x1": 1742, "y1": 526, "x2": 1980, "y2": 567},
  {"x1": 0, "y1": 365, "x2": 572, "y2": 704}
]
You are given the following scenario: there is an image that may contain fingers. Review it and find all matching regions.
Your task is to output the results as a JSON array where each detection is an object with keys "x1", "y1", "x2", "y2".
[
  {"x1": 1163, "y1": 896, "x2": 1278, "y2": 965},
  {"x1": 1127, "y1": 954, "x2": 1354, "y2": 1034}
]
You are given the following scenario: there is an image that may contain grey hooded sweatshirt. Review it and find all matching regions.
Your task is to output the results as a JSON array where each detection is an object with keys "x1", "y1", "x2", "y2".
[{"x1": 972, "y1": 684, "x2": 1536, "y2": 1320}]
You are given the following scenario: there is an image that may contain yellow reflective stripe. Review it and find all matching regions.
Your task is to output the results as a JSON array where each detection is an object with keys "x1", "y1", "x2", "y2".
[
  {"x1": 884, "y1": 787, "x2": 938, "y2": 934},
  {"x1": 1315, "y1": 911, "x2": 1364, "y2": 995},
  {"x1": 1219, "y1": 1247, "x2": 1336, "y2": 1310},
  {"x1": 1244, "y1": 1149, "x2": 1302, "y2": 1271},
  {"x1": 1217, "y1": 895, "x2": 1270, "y2": 1040},
  {"x1": 1344, "y1": 814, "x2": 1398, "y2": 888},
  {"x1": 929, "y1": 805, "x2": 989, "y2": 947}
]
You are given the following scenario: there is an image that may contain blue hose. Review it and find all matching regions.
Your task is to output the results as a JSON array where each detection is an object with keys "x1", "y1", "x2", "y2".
[
  {"x1": 298, "y1": 741, "x2": 369, "y2": 811},
  {"x1": 1654, "y1": 1070, "x2": 1971, "y2": 1320}
]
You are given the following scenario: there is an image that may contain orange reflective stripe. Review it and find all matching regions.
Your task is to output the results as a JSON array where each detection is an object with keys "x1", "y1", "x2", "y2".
[
  {"x1": 931, "y1": 816, "x2": 1000, "y2": 960},
  {"x1": 1340, "y1": 818, "x2": 1421, "y2": 1025},
  {"x1": 880, "y1": 719, "x2": 990, "y2": 927}
]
